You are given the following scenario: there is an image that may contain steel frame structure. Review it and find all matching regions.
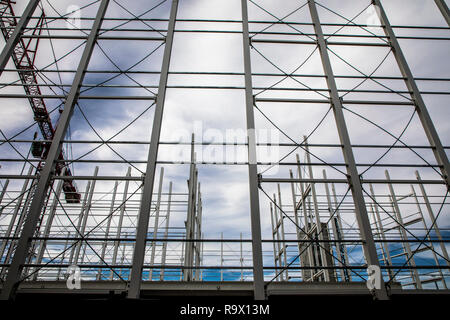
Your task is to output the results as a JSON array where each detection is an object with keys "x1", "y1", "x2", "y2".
[{"x1": 0, "y1": 0, "x2": 449, "y2": 301}]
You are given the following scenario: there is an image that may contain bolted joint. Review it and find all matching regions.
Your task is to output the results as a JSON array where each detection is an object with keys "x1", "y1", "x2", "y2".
[{"x1": 257, "y1": 173, "x2": 262, "y2": 188}]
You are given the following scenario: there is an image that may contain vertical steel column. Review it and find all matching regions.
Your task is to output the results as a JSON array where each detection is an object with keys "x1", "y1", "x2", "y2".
[
  {"x1": 127, "y1": 0, "x2": 178, "y2": 299},
  {"x1": 180, "y1": 236, "x2": 185, "y2": 281},
  {"x1": 184, "y1": 136, "x2": 197, "y2": 281},
  {"x1": 1, "y1": 170, "x2": 38, "y2": 279},
  {"x1": 434, "y1": 0, "x2": 450, "y2": 26},
  {"x1": 331, "y1": 182, "x2": 351, "y2": 281},
  {"x1": 97, "y1": 180, "x2": 118, "y2": 280},
  {"x1": 0, "y1": 0, "x2": 109, "y2": 300},
  {"x1": 149, "y1": 168, "x2": 164, "y2": 280},
  {"x1": 0, "y1": 166, "x2": 33, "y2": 267},
  {"x1": 110, "y1": 167, "x2": 131, "y2": 280},
  {"x1": 323, "y1": 171, "x2": 345, "y2": 281},
  {"x1": 69, "y1": 182, "x2": 91, "y2": 265},
  {"x1": 0, "y1": 179, "x2": 9, "y2": 215},
  {"x1": 241, "y1": 0, "x2": 265, "y2": 300},
  {"x1": 74, "y1": 167, "x2": 98, "y2": 264},
  {"x1": 411, "y1": 185, "x2": 447, "y2": 289},
  {"x1": 200, "y1": 233, "x2": 204, "y2": 281},
  {"x1": 295, "y1": 155, "x2": 315, "y2": 280},
  {"x1": 160, "y1": 181, "x2": 172, "y2": 280},
  {"x1": 373, "y1": 0, "x2": 450, "y2": 188},
  {"x1": 269, "y1": 203, "x2": 280, "y2": 281},
  {"x1": 21, "y1": 176, "x2": 43, "y2": 279},
  {"x1": 119, "y1": 235, "x2": 126, "y2": 278},
  {"x1": 289, "y1": 170, "x2": 301, "y2": 232},
  {"x1": 305, "y1": 140, "x2": 330, "y2": 281},
  {"x1": 0, "y1": 0, "x2": 40, "y2": 72},
  {"x1": 308, "y1": 0, "x2": 388, "y2": 299},
  {"x1": 289, "y1": 169, "x2": 304, "y2": 279},
  {"x1": 277, "y1": 184, "x2": 289, "y2": 281},
  {"x1": 369, "y1": 204, "x2": 388, "y2": 272},
  {"x1": 240, "y1": 232, "x2": 244, "y2": 281},
  {"x1": 194, "y1": 183, "x2": 202, "y2": 281},
  {"x1": 57, "y1": 232, "x2": 70, "y2": 280},
  {"x1": 415, "y1": 171, "x2": 450, "y2": 265},
  {"x1": 220, "y1": 232, "x2": 224, "y2": 281},
  {"x1": 273, "y1": 194, "x2": 284, "y2": 280},
  {"x1": 331, "y1": 179, "x2": 352, "y2": 281},
  {"x1": 80, "y1": 241, "x2": 88, "y2": 265},
  {"x1": 369, "y1": 183, "x2": 394, "y2": 280},
  {"x1": 385, "y1": 171, "x2": 422, "y2": 288},
  {"x1": 32, "y1": 178, "x2": 63, "y2": 280}
]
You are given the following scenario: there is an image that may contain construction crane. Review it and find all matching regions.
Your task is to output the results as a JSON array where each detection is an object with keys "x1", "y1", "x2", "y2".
[{"x1": 0, "y1": 0, "x2": 80, "y2": 203}]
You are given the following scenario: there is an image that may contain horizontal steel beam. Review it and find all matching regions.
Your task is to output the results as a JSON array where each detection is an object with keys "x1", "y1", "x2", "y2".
[
  {"x1": 260, "y1": 178, "x2": 446, "y2": 185},
  {"x1": 0, "y1": 236, "x2": 447, "y2": 243},
  {"x1": 255, "y1": 97, "x2": 414, "y2": 105},
  {"x1": 17, "y1": 281, "x2": 446, "y2": 298},
  {"x1": 20, "y1": 35, "x2": 165, "y2": 41},
  {"x1": 1, "y1": 82, "x2": 449, "y2": 95},
  {"x1": 251, "y1": 39, "x2": 390, "y2": 47},
  {"x1": 3, "y1": 140, "x2": 450, "y2": 149},
  {"x1": 2, "y1": 264, "x2": 447, "y2": 270},
  {"x1": 0, "y1": 175, "x2": 446, "y2": 184},
  {"x1": 0, "y1": 159, "x2": 441, "y2": 168},
  {"x1": 6, "y1": 15, "x2": 449, "y2": 30},
  {"x1": 0, "y1": 94, "x2": 156, "y2": 100},
  {"x1": 3, "y1": 68, "x2": 449, "y2": 82}
]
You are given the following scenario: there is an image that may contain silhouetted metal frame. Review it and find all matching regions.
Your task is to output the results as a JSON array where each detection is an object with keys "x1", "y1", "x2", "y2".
[{"x1": 0, "y1": 0, "x2": 110, "y2": 301}]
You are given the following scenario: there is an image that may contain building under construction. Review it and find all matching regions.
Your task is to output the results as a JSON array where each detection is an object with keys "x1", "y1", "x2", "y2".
[{"x1": 0, "y1": 0, "x2": 449, "y2": 301}]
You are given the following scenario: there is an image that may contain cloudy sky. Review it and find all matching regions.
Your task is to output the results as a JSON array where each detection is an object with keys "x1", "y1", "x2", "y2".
[{"x1": 0, "y1": 0, "x2": 449, "y2": 284}]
